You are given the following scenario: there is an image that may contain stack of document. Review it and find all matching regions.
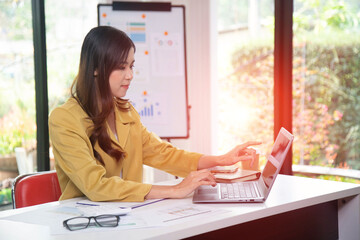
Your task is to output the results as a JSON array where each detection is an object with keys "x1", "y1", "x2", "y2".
[{"x1": 213, "y1": 169, "x2": 261, "y2": 183}]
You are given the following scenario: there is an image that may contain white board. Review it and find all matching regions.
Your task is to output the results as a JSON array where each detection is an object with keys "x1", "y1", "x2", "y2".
[{"x1": 98, "y1": 3, "x2": 189, "y2": 139}]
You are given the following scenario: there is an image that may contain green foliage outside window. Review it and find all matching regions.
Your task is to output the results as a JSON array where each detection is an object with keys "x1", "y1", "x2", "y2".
[
  {"x1": 292, "y1": 39, "x2": 360, "y2": 169},
  {"x1": 224, "y1": 0, "x2": 360, "y2": 170},
  {"x1": 0, "y1": 0, "x2": 35, "y2": 157}
]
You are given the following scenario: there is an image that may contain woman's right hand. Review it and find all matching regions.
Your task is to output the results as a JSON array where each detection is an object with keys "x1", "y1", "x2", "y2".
[
  {"x1": 145, "y1": 169, "x2": 216, "y2": 199},
  {"x1": 171, "y1": 169, "x2": 217, "y2": 198}
]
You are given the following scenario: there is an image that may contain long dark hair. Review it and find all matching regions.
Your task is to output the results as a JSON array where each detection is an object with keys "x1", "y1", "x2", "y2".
[{"x1": 71, "y1": 26, "x2": 136, "y2": 165}]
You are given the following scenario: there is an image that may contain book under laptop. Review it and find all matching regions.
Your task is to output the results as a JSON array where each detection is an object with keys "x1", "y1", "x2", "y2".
[{"x1": 193, "y1": 127, "x2": 294, "y2": 203}]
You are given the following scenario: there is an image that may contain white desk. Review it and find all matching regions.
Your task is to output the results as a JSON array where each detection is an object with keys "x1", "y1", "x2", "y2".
[{"x1": 0, "y1": 174, "x2": 359, "y2": 240}]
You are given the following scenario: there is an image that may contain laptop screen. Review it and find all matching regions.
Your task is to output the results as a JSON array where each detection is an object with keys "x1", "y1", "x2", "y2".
[
  {"x1": 270, "y1": 133, "x2": 291, "y2": 163},
  {"x1": 262, "y1": 160, "x2": 277, "y2": 188},
  {"x1": 261, "y1": 128, "x2": 293, "y2": 188}
]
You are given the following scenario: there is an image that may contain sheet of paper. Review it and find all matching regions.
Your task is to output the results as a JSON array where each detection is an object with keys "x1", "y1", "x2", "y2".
[
  {"x1": 76, "y1": 198, "x2": 166, "y2": 210},
  {"x1": 50, "y1": 213, "x2": 156, "y2": 235},
  {"x1": 159, "y1": 204, "x2": 213, "y2": 222},
  {"x1": 137, "y1": 203, "x2": 229, "y2": 226},
  {"x1": 75, "y1": 204, "x2": 132, "y2": 216},
  {"x1": 1, "y1": 199, "x2": 228, "y2": 235},
  {"x1": 1, "y1": 201, "x2": 161, "y2": 235}
]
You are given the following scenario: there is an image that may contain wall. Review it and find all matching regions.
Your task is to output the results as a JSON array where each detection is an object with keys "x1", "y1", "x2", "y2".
[{"x1": 166, "y1": 0, "x2": 217, "y2": 155}]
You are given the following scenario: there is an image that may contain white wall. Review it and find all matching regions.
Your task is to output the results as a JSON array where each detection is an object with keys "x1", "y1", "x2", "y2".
[{"x1": 165, "y1": 0, "x2": 217, "y2": 156}]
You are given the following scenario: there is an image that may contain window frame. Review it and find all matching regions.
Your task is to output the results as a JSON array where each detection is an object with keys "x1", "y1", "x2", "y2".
[
  {"x1": 32, "y1": 0, "x2": 50, "y2": 171},
  {"x1": 274, "y1": 0, "x2": 293, "y2": 175}
]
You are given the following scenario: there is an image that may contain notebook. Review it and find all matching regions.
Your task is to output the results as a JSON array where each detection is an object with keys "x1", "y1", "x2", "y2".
[{"x1": 193, "y1": 127, "x2": 294, "y2": 203}]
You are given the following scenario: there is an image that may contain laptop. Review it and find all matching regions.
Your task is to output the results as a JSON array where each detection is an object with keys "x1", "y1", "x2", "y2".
[{"x1": 193, "y1": 127, "x2": 294, "y2": 203}]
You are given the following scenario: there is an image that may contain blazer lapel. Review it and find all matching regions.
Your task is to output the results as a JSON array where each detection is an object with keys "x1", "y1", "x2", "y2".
[
  {"x1": 115, "y1": 122, "x2": 130, "y2": 150},
  {"x1": 113, "y1": 106, "x2": 135, "y2": 150}
]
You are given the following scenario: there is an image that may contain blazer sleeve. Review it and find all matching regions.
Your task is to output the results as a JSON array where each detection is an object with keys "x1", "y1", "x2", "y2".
[
  {"x1": 141, "y1": 125, "x2": 203, "y2": 178},
  {"x1": 49, "y1": 107, "x2": 152, "y2": 202}
]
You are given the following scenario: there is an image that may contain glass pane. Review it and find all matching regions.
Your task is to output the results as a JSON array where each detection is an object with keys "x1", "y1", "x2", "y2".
[
  {"x1": 293, "y1": 1, "x2": 360, "y2": 175},
  {"x1": 217, "y1": 0, "x2": 275, "y2": 166},
  {"x1": 95, "y1": 215, "x2": 119, "y2": 227},
  {"x1": 45, "y1": 0, "x2": 105, "y2": 169},
  {"x1": 0, "y1": 1, "x2": 36, "y2": 184},
  {"x1": 66, "y1": 217, "x2": 90, "y2": 230}
]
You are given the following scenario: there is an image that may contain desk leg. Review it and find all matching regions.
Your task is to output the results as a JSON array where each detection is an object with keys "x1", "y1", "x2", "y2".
[{"x1": 338, "y1": 194, "x2": 360, "y2": 240}]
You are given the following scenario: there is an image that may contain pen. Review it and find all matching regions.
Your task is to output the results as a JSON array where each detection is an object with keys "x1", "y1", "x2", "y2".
[
  {"x1": 131, "y1": 198, "x2": 166, "y2": 209},
  {"x1": 75, "y1": 198, "x2": 165, "y2": 208},
  {"x1": 76, "y1": 202, "x2": 100, "y2": 206}
]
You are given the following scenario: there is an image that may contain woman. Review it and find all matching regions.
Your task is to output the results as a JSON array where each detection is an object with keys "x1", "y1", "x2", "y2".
[{"x1": 49, "y1": 26, "x2": 260, "y2": 202}]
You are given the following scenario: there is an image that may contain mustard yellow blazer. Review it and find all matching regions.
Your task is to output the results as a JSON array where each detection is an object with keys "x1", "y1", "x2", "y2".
[{"x1": 49, "y1": 98, "x2": 202, "y2": 202}]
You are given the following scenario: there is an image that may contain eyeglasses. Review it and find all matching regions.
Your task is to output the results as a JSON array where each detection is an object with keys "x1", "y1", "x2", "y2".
[{"x1": 63, "y1": 214, "x2": 121, "y2": 231}]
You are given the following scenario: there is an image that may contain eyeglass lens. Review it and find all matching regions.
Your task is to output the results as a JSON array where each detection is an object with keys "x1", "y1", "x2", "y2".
[
  {"x1": 95, "y1": 215, "x2": 119, "y2": 227},
  {"x1": 65, "y1": 215, "x2": 120, "y2": 231}
]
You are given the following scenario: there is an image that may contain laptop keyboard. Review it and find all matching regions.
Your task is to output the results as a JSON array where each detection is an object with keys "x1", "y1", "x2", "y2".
[{"x1": 220, "y1": 182, "x2": 258, "y2": 199}]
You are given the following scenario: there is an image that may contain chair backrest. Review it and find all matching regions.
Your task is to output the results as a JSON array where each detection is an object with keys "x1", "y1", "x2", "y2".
[{"x1": 12, "y1": 170, "x2": 62, "y2": 209}]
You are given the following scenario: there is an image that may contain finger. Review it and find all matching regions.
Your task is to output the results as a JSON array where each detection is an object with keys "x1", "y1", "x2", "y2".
[
  {"x1": 189, "y1": 173, "x2": 216, "y2": 187},
  {"x1": 232, "y1": 155, "x2": 253, "y2": 163},
  {"x1": 198, "y1": 180, "x2": 217, "y2": 187},
  {"x1": 191, "y1": 170, "x2": 215, "y2": 182},
  {"x1": 244, "y1": 148, "x2": 257, "y2": 167},
  {"x1": 233, "y1": 143, "x2": 259, "y2": 155},
  {"x1": 241, "y1": 141, "x2": 262, "y2": 148},
  {"x1": 198, "y1": 169, "x2": 212, "y2": 173},
  {"x1": 188, "y1": 169, "x2": 210, "y2": 178},
  {"x1": 205, "y1": 173, "x2": 216, "y2": 182},
  {"x1": 242, "y1": 148, "x2": 257, "y2": 156},
  {"x1": 250, "y1": 157, "x2": 254, "y2": 167},
  {"x1": 204, "y1": 174, "x2": 216, "y2": 183},
  {"x1": 199, "y1": 171, "x2": 216, "y2": 182},
  {"x1": 251, "y1": 151, "x2": 255, "y2": 167}
]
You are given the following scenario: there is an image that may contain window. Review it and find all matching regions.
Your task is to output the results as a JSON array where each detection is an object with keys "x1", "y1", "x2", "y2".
[
  {"x1": 217, "y1": 0, "x2": 275, "y2": 165},
  {"x1": 46, "y1": 0, "x2": 101, "y2": 113},
  {"x1": 0, "y1": 0, "x2": 105, "y2": 182},
  {"x1": 293, "y1": 0, "x2": 360, "y2": 180},
  {"x1": 45, "y1": 0, "x2": 104, "y2": 168},
  {"x1": 217, "y1": 0, "x2": 360, "y2": 182},
  {"x1": 0, "y1": 0, "x2": 36, "y2": 180}
]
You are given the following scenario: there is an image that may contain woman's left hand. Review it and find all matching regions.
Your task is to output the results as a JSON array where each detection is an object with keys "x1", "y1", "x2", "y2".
[
  {"x1": 218, "y1": 141, "x2": 261, "y2": 166},
  {"x1": 197, "y1": 141, "x2": 262, "y2": 170}
]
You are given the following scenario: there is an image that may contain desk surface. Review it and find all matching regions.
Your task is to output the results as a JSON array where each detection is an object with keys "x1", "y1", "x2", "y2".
[{"x1": 1, "y1": 174, "x2": 360, "y2": 240}]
